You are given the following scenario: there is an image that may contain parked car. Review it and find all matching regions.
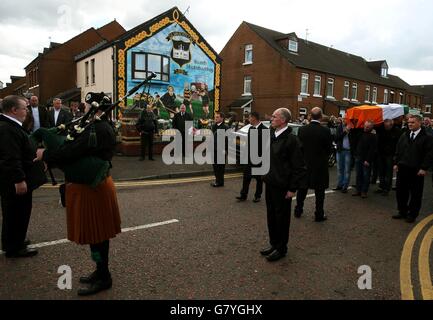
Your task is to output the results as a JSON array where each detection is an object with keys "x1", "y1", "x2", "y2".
[{"x1": 227, "y1": 122, "x2": 302, "y2": 164}]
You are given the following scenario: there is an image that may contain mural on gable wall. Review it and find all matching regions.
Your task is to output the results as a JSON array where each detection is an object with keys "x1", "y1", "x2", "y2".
[{"x1": 125, "y1": 23, "x2": 216, "y2": 126}]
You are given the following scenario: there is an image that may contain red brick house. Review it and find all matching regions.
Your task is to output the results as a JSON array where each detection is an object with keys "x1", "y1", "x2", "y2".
[
  {"x1": 24, "y1": 20, "x2": 125, "y2": 105},
  {"x1": 220, "y1": 22, "x2": 424, "y2": 120},
  {"x1": 0, "y1": 76, "x2": 27, "y2": 99},
  {"x1": 413, "y1": 85, "x2": 433, "y2": 115}
]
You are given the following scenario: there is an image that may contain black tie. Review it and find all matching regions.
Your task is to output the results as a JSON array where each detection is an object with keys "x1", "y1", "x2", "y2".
[{"x1": 411, "y1": 132, "x2": 415, "y2": 141}]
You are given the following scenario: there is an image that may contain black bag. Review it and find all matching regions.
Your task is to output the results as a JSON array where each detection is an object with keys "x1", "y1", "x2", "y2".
[{"x1": 26, "y1": 161, "x2": 48, "y2": 191}]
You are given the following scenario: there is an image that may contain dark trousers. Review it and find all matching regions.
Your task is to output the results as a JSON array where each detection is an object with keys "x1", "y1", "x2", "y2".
[
  {"x1": 240, "y1": 165, "x2": 263, "y2": 198},
  {"x1": 396, "y1": 165, "x2": 424, "y2": 218},
  {"x1": 265, "y1": 184, "x2": 291, "y2": 253},
  {"x1": 378, "y1": 155, "x2": 394, "y2": 192},
  {"x1": 371, "y1": 154, "x2": 379, "y2": 183},
  {"x1": 140, "y1": 131, "x2": 154, "y2": 159},
  {"x1": 213, "y1": 164, "x2": 225, "y2": 185},
  {"x1": 295, "y1": 188, "x2": 326, "y2": 217},
  {"x1": 1, "y1": 190, "x2": 32, "y2": 253},
  {"x1": 355, "y1": 158, "x2": 372, "y2": 193}
]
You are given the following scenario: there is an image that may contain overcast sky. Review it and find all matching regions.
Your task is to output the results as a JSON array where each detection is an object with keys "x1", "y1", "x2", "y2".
[{"x1": 1, "y1": 0, "x2": 432, "y2": 86}]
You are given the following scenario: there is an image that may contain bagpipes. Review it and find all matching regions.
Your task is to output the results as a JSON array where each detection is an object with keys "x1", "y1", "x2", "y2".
[{"x1": 30, "y1": 72, "x2": 157, "y2": 188}]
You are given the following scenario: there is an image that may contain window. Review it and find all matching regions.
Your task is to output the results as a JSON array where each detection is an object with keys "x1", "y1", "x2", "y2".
[
  {"x1": 372, "y1": 87, "x2": 377, "y2": 103},
  {"x1": 343, "y1": 81, "x2": 350, "y2": 99},
  {"x1": 384, "y1": 89, "x2": 389, "y2": 104},
  {"x1": 85, "y1": 61, "x2": 89, "y2": 86},
  {"x1": 299, "y1": 107, "x2": 307, "y2": 115},
  {"x1": 399, "y1": 92, "x2": 404, "y2": 104},
  {"x1": 243, "y1": 76, "x2": 252, "y2": 95},
  {"x1": 301, "y1": 73, "x2": 309, "y2": 95},
  {"x1": 426, "y1": 105, "x2": 432, "y2": 113},
  {"x1": 314, "y1": 76, "x2": 321, "y2": 96},
  {"x1": 381, "y1": 67, "x2": 388, "y2": 78},
  {"x1": 351, "y1": 83, "x2": 358, "y2": 100},
  {"x1": 91, "y1": 59, "x2": 96, "y2": 84},
  {"x1": 327, "y1": 78, "x2": 335, "y2": 98},
  {"x1": 365, "y1": 85, "x2": 371, "y2": 102},
  {"x1": 289, "y1": 39, "x2": 298, "y2": 53},
  {"x1": 132, "y1": 52, "x2": 170, "y2": 81},
  {"x1": 244, "y1": 44, "x2": 253, "y2": 64}
]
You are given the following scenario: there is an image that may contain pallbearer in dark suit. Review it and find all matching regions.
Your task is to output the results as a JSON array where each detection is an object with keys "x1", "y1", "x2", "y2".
[
  {"x1": 48, "y1": 98, "x2": 73, "y2": 128},
  {"x1": 236, "y1": 111, "x2": 266, "y2": 202},
  {"x1": 261, "y1": 108, "x2": 306, "y2": 262},
  {"x1": 211, "y1": 112, "x2": 229, "y2": 187},
  {"x1": 393, "y1": 115, "x2": 433, "y2": 223},
  {"x1": 295, "y1": 107, "x2": 332, "y2": 222},
  {"x1": 0, "y1": 96, "x2": 38, "y2": 258}
]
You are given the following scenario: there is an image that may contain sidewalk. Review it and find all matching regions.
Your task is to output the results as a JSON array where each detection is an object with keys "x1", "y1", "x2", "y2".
[{"x1": 48, "y1": 154, "x2": 242, "y2": 182}]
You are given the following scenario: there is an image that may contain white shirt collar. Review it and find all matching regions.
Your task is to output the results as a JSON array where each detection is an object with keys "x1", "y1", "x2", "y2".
[
  {"x1": 1, "y1": 114, "x2": 22, "y2": 126},
  {"x1": 275, "y1": 125, "x2": 289, "y2": 138},
  {"x1": 411, "y1": 128, "x2": 422, "y2": 138},
  {"x1": 253, "y1": 122, "x2": 262, "y2": 129}
]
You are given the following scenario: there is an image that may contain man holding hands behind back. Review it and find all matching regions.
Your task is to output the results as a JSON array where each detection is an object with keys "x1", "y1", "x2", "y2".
[{"x1": 261, "y1": 108, "x2": 306, "y2": 262}]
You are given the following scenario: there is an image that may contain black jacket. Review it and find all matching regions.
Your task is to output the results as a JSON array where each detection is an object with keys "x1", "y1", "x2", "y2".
[
  {"x1": 211, "y1": 122, "x2": 229, "y2": 162},
  {"x1": 247, "y1": 122, "x2": 267, "y2": 166},
  {"x1": 376, "y1": 125, "x2": 402, "y2": 157},
  {"x1": 136, "y1": 110, "x2": 158, "y2": 133},
  {"x1": 298, "y1": 121, "x2": 333, "y2": 189},
  {"x1": 0, "y1": 115, "x2": 35, "y2": 192},
  {"x1": 395, "y1": 128, "x2": 433, "y2": 170},
  {"x1": 48, "y1": 108, "x2": 73, "y2": 128},
  {"x1": 43, "y1": 120, "x2": 116, "y2": 165},
  {"x1": 172, "y1": 112, "x2": 193, "y2": 134},
  {"x1": 264, "y1": 128, "x2": 306, "y2": 192},
  {"x1": 23, "y1": 105, "x2": 50, "y2": 132},
  {"x1": 355, "y1": 131, "x2": 378, "y2": 163}
]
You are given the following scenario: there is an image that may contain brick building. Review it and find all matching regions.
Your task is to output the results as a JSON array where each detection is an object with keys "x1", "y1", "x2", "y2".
[
  {"x1": 24, "y1": 20, "x2": 125, "y2": 105},
  {"x1": 220, "y1": 22, "x2": 424, "y2": 120},
  {"x1": 0, "y1": 76, "x2": 27, "y2": 99},
  {"x1": 413, "y1": 85, "x2": 433, "y2": 115}
]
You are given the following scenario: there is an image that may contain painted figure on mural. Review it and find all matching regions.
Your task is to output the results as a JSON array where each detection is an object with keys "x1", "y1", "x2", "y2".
[
  {"x1": 199, "y1": 83, "x2": 210, "y2": 119},
  {"x1": 160, "y1": 85, "x2": 177, "y2": 118},
  {"x1": 183, "y1": 82, "x2": 193, "y2": 115}
]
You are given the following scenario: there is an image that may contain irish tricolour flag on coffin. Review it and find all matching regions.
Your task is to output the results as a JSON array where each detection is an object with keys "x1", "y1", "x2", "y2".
[{"x1": 346, "y1": 104, "x2": 411, "y2": 128}]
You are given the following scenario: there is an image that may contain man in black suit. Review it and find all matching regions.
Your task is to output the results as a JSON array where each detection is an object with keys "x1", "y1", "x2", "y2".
[
  {"x1": 0, "y1": 95, "x2": 39, "y2": 258},
  {"x1": 261, "y1": 108, "x2": 306, "y2": 262},
  {"x1": 393, "y1": 115, "x2": 433, "y2": 223},
  {"x1": 295, "y1": 107, "x2": 332, "y2": 222},
  {"x1": 48, "y1": 98, "x2": 73, "y2": 128},
  {"x1": 172, "y1": 104, "x2": 193, "y2": 157},
  {"x1": 22, "y1": 95, "x2": 50, "y2": 133},
  {"x1": 211, "y1": 111, "x2": 229, "y2": 187},
  {"x1": 236, "y1": 111, "x2": 266, "y2": 202}
]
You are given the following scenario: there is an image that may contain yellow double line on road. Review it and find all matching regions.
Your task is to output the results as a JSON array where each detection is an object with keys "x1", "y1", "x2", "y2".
[
  {"x1": 400, "y1": 214, "x2": 433, "y2": 300},
  {"x1": 40, "y1": 173, "x2": 243, "y2": 189}
]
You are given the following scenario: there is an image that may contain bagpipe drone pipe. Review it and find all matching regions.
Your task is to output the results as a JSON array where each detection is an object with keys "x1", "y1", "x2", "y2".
[{"x1": 30, "y1": 72, "x2": 157, "y2": 188}]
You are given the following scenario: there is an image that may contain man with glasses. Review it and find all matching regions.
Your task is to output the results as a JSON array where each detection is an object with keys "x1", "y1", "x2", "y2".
[{"x1": 0, "y1": 95, "x2": 38, "y2": 258}]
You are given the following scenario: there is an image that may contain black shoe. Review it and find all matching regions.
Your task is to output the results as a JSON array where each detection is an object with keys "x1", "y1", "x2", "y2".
[
  {"x1": 79, "y1": 271, "x2": 99, "y2": 284},
  {"x1": 5, "y1": 248, "x2": 38, "y2": 258},
  {"x1": 260, "y1": 246, "x2": 275, "y2": 256},
  {"x1": 253, "y1": 197, "x2": 261, "y2": 203},
  {"x1": 352, "y1": 192, "x2": 361, "y2": 197},
  {"x1": 211, "y1": 183, "x2": 224, "y2": 187},
  {"x1": 405, "y1": 216, "x2": 417, "y2": 223},
  {"x1": 77, "y1": 277, "x2": 112, "y2": 296},
  {"x1": 333, "y1": 187, "x2": 343, "y2": 191},
  {"x1": 341, "y1": 188, "x2": 348, "y2": 194},
  {"x1": 236, "y1": 195, "x2": 247, "y2": 201},
  {"x1": 266, "y1": 249, "x2": 286, "y2": 262},
  {"x1": 315, "y1": 215, "x2": 328, "y2": 222},
  {"x1": 392, "y1": 214, "x2": 407, "y2": 220}
]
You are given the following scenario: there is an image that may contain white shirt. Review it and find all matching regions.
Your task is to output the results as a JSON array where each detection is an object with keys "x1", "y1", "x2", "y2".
[
  {"x1": 253, "y1": 121, "x2": 262, "y2": 129},
  {"x1": 274, "y1": 125, "x2": 289, "y2": 138},
  {"x1": 32, "y1": 106, "x2": 40, "y2": 132},
  {"x1": 410, "y1": 128, "x2": 421, "y2": 140},
  {"x1": 54, "y1": 109, "x2": 61, "y2": 126},
  {"x1": 1, "y1": 114, "x2": 22, "y2": 126}
]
